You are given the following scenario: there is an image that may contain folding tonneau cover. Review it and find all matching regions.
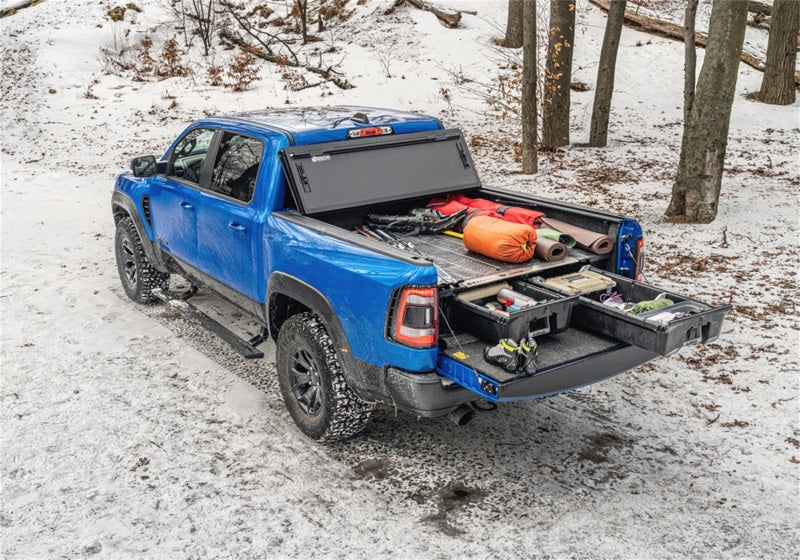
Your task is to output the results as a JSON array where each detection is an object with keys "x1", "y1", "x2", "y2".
[{"x1": 279, "y1": 128, "x2": 481, "y2": 215}]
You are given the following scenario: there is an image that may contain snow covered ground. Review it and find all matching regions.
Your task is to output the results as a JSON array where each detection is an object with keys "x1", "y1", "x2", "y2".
[{"x1": 1, "y1": 0, "x2": 798, "y2": 558}]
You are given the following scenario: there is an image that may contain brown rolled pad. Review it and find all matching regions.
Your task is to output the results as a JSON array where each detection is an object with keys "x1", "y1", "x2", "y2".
[
  {"x1": 463, "y1": 215, "x2": 536, "y2": 264},
  {"x1": 534, "y1": 237, "x2": 568, "y2": 261},
  {"x1": 540, "y1": 217, "x2": 613, "y2": 255}
]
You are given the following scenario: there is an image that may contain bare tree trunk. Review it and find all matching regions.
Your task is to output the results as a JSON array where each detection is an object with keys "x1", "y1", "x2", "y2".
[
  {"x1": 296, "y1": 0, "x2": 308, "y2": 44},
  {"x1": 521, "y1": 0, "x2": 537, "y2": 174},
  {"x1": 666, "y1": 0, "x2": 749, "y2": 224},
  {"x1": 189, "y1": 0, "x2": 216, "y2": 57},
  {"x1": 542, "y1": 0, "x2": 576, "y2": 148},
  {"x1": 683, "y1": 0, "x2": 699, "y2": 121},
  {"x1": 589, "y1": 0, "x2": 626, "y2": 147},
  {"x1": 757, "y1": 0, "x2": 799, "y2": 104},
  {"x1": 504, "y1": 0, "x2": 524, "y2": 48}
]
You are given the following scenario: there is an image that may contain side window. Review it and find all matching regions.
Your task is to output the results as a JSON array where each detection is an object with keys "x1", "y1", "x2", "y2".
[
  {"x1": 168, "y1": 128, "x2": 215, "y2": 186},
  {"x1": 209, "y1": 132, "x2": 263, "y2": 203}
]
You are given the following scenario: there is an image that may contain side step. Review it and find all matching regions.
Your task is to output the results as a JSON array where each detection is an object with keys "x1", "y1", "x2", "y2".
[{"x1": 152, "y1": 288, "x2": 268, "y2": 359}]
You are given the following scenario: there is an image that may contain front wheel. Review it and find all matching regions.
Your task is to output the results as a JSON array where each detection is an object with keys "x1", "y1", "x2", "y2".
[
  {"x1": 276, "y1": 313, "x2": 372, "y2": 442},
  {"x1": 114, "y1": 216, "x2": 169, "y2": 304}
]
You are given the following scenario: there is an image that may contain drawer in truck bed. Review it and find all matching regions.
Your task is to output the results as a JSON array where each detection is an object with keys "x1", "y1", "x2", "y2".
[
  {"x1": 435, "y1": 267, "x2": 732, "y2": 401},
  {"x1": 444, "y1": 280, "x2": 578, "y2": 340},
  {"x1": 534, "y1": 267, "x2": 733, "y2": 357}
]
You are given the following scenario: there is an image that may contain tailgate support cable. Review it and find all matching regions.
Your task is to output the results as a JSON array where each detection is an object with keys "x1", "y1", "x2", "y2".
[{"x1": 438, "y1": 304, "x2": 483, "y2": 387}]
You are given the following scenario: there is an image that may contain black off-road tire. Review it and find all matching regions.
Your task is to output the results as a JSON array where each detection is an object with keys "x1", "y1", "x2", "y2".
[
  {"x1": 276, "y1": 313, "x2": 373, "y2": 442},
  {"x1": 115, "y1": 216, "x2": 169, "y2": 304}
]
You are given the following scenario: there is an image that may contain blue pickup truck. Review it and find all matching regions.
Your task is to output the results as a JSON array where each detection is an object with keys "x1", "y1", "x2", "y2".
[{"x1": 112, "y1": 106, "x2": 730, "y2": 441}]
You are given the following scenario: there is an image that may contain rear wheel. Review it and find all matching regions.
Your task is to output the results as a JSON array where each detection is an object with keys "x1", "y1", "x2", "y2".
[
  {"x1": 114, "y1": 216, "x2": 169, "y2": 304},
  {"x1": 276, "y1": 313, "x2": 372, "y2": 442}
]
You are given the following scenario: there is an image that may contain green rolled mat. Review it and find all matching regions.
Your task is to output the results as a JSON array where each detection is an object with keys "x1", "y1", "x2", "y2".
[
  {"x1": 540, "y1": 217, "x2": 612, "y2": 255},
  {"x1": 537, "y1": 228, "x2": 577, "y2": 248}
]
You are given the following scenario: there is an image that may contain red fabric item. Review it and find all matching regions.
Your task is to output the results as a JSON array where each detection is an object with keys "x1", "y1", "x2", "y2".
[
  {"x1": 452, "y1": 194, "x2": 500, "y2": 211},
  {"x1": 500, "y1": 206, "x2": 545, "y2": 228},
  {"x1": 433, "y1": 194, "x2": 545, "y2": 228},
  {"x1": 427, "y1": 198, "x2": 468, "y2": 216}
]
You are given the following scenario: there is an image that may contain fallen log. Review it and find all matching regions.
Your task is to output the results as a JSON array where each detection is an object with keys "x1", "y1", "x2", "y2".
[
  {"x1": 219, "y1": 29, "x2": 353, "y2": 89},
  {"x1": 385, "y1": 0, "x2": 464, "y2": 29},
  {"x1": 748, "y1": 1, "x2": 772, "y2": 17},
  {"x1": 0, "y1": 0, "x2": 45, "y2": 18},
  {"x1": 589, "y1": 0, "x2": 800, "y2": 87}
]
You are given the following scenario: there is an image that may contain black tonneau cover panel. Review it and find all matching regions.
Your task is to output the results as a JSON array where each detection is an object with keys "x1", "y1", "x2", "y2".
[{"x1": 280, "y1": 128, "x2": 481, "y2": 215}]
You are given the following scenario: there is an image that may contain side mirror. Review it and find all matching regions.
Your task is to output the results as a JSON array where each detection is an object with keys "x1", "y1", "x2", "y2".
[{"x1": 131, "y1": 155, "x2": 165, "y2": 177}]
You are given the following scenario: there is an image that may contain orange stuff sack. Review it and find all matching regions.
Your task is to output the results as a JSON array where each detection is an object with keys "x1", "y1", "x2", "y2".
[{"x1": 462, "y1": 215, "x2": 536, "y2": 263}]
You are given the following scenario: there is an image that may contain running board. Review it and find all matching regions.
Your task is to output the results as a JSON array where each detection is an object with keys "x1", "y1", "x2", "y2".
[{"x1": 152, "y1": 288, "x2": 266, "y2": 359}]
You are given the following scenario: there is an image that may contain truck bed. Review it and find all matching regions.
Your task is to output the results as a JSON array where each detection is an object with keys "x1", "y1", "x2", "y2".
[
  {"x1": 394, "y1": 231, "x2": 608, "y2": 287},
  {"x1": 312, "y1": 189, "x2": 620, "y2": 288}
]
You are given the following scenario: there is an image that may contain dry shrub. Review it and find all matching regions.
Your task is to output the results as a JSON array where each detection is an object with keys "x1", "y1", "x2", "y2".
[
  {"x1": 83, "y1": 78, "x2": 100, "y2": 99},
  {"x1": 207, "y1": 64, "x2": 224, "y2": 86},
  {"x1": 319, "y1": 0, "x2": 350, "y2": 20},
  {"x1": 225, "y1": 50, "x2": 262, "y2": 91},
  {"x1": 107, "y1": 6, "x2": 126, "y2": 22},
  {"x1": 134, "y1": 36, "x2": 156, "y2": 80},
  {"x1": 484, "y1": 11, "x2": 549, "y2": 123},
  {"x1": 158, "y1": 36, "x2": 188, "y2": 77},
  {"x1": 282, "y1": 69, "x2": 308, "y2": 91}
]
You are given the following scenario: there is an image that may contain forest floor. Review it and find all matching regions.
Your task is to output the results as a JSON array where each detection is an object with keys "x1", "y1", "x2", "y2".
[{"x1": 1, "y1": 0, "x2": 798, "y2": 558}]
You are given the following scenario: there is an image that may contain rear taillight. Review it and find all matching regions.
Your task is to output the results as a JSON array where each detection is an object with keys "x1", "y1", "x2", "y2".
[
  {"x1": 390, "y1": 286, "x2": 438, "y2": 348},
  {"x1": 635, "y1": 237, "x2": 645, "y2": 281}
]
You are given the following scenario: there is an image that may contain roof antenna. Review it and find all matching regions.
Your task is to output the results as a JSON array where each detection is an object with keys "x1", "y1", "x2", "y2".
[{"x1": 351, "y1": 112, "x2": 369, "y2": 124}]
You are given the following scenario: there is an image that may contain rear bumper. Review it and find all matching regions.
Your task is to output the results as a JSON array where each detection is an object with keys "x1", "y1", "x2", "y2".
[{"x1": 384, "y1": 368, "x2": 475, "y2": 417}]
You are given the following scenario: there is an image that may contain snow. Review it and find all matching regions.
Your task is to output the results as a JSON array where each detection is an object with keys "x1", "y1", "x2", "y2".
[{"x1": 1, "y1": 0, "x2": 798, "y2": 558}]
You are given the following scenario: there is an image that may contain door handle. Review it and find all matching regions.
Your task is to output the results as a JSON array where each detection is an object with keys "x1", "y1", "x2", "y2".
[
  {"x1": 228, "y1": 222, "x2": 246, "y2": 234},
  {"x1": 180, "y1": 201, "x2": 193, "y2": 210}
]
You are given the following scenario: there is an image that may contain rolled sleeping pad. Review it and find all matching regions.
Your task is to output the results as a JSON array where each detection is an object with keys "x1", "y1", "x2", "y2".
[
  {"x1": 539, "y1": 217, "x2": 613, "y2": 255},
  {"x1": 462, "y1": 215, "x2": 536, "y2": 264},
  {"x1": 534, "y1": 237, "x2": 568, "y2": 261},
  {"x1": 537, "y1": 227, "x2": 577, "y2": 248}
]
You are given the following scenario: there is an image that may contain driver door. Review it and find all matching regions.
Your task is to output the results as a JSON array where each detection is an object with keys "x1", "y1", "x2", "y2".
[{"x1": 149, "y1": 127, "x2": 216, "y2": 266}]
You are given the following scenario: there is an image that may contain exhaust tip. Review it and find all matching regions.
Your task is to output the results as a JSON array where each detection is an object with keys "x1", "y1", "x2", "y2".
[{"x1": 447, "y1": 404, "x2": 476, "y2": 426}]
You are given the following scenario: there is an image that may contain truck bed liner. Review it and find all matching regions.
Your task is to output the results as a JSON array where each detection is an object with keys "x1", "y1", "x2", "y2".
[{"x1": 396, "y1": 231, "x2": 608, "y2": 287}]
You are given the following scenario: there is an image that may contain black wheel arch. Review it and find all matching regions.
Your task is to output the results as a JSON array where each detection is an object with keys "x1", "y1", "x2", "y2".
[
  {"x1": 268, "y1": 272, "x2": 345, "y2": 343},
  {"x1": 268, "y1": 272, "x2": 376, "y2": 397},
  {"x1": 111, "y1": 191, "x2": 168, "y2": 272}
]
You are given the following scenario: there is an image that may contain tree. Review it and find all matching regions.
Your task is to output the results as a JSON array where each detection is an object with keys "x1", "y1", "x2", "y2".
[
  {"x1": 504, "y1": 0, "x2": 524, "y2": 48},
  {"x1": 589, "y1": 0, "x2": 627, "y2": 147},
  {"x1": 521, "y1": 0, "x2": 537, "y2": 174},
  {"x1": 296, "y1": 0, "x2": 309, "y2": 44},
  {"x1": 185, "y1": 0, "x2": 217, "y2": 57},
  {"x1": 542, "y1": 0, "x2": 575, "y2": 148},
  {"x1": 757, "y1": 0, "x2": 799, "y2": 105},
  {"x1": 666, "y1": 0, "x2": 749, "y2": 224},
  {"x1": 682, "y1": 0, "x2": 699, "y2": 122}
]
